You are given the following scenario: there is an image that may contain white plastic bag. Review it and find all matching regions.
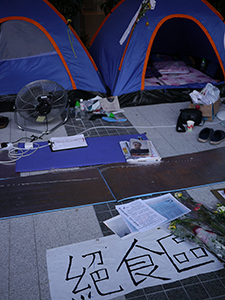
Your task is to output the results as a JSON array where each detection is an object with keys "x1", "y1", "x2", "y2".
[
  {"x1": 189, "y1": 83, "x2": 220, "y2": 105},
  {"x1": 200, "y1": 83, "x2": 220, "y2": 104},
  {"x1": 189, "y1": 90, "x2": 210, "y2": 105}
]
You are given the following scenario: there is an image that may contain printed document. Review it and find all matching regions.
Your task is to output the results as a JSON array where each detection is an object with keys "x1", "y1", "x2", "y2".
[{"x1": 116, "y1": 199, "x2": 167, "y2": 232}]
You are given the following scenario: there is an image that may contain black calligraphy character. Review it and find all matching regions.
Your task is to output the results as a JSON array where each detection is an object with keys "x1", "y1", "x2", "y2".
[
  {"x1": 90, "y1": 267, "x2": 123, "y2": 296},
  {"x1": 117, "y1": 239, "x2": 170, "y2": 286},
  {"x1": 65, "y1": 255, "x2": 91, "y2": 294},
  {"x1": 82, "y1": 250, "x2": 103, "y2": 268},
  {"x1": 66, "y1": 251, "x2": 124, "y2": 298},
  {"x1": 82, "y1": 250, "x2": 123, "y2": 296}
]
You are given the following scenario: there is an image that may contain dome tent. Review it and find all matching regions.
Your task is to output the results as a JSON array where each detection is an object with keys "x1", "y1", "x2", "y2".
[
  {"x1": 0, "y1": 0, "x2": 107, "y2": 99},
  {"x1": 89, "y1": 0, "x2": 225, "y2": 106}
]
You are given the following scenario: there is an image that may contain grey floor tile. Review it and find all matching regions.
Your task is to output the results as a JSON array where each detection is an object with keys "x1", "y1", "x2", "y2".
[
  {"x1": 137, "y1": 106, "x2": 172, "y2": 126},
  {"x1": 9, "y1": 216, "x2": 40, "y2": 300},
  {"x1": 156, "y1": 127, "x2": 199, "y2": 154},
  {"x1": 33, "y1": 206, "x2": 103, "y2": 300},
  {"x1": 165, "y1": 287, "x2": 190, "y2": 300},
  {"x1": 184, "y1": 283, "x2": 210, "y2": 300},
  {"x1": 180, "y1": 275, "x2": 200, "y2": 285},
  {"x1": 143, "y1": 284, "x2": 164, "y2": 294},
  {"x1": 0, "y1": 220, "x2": 10, "y2": 299},
  {"x1": 9, "y1": 271, "x2": 40, "y2": 300},
  {"x1": 215, "y1": 269, "x2": 225, "y2": 279},
  {"x1": 202, "y1": 279, "x2": 225, "y2": 298},
  {"x1": 146, "y1": 292, "x2": 168, "y2": 300},
  {"x1": 33, "y1": 206, "x2": 102, "y2": 252},
  {"x1": 162, "y1": 280, "x2": 182, "y2": 290},
  {"x1": 187, "y1": 182, "x2": 225, "y2": 210}
]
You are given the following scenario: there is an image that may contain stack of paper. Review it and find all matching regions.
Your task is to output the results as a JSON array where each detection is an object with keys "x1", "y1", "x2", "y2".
[
  {"x1": 49, "y1": 134, "x2": 87, "y2": 151},
  {"x1": 104, "y1": 193, "x2": 191, "y2": 238},
  {"x1": 116, "y1": 199, "x2": 167, "y2": 233}
]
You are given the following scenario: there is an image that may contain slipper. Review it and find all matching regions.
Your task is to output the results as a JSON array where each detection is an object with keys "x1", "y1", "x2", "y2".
[
  {"x1": 209, "y1": 130, "x2": 225, "y2": 145},
  {"x1": 198, "y1": 127, "x2": 214, "y2": 143},
  {"x1": 0, "y1": 116, "x2": 9, "y2": 129},
  {"x1": 102, "y1": 116, "x2": 127, "y2": 122}
]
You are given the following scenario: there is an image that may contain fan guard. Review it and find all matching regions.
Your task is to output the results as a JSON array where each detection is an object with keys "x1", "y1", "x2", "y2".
[{"x1": 14, "y1": 80, "x2": 69, "y2": 134}]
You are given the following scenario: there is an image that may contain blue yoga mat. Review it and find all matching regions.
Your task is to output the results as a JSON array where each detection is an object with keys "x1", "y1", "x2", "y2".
[{"x1": 15, "y1": 134, "x2": 147, "y2": 172}]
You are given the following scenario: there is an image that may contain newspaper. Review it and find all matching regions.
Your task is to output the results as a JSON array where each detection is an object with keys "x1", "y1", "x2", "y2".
[{"x1": 119, "y1": 139, "x2": 161, "y2": 162}]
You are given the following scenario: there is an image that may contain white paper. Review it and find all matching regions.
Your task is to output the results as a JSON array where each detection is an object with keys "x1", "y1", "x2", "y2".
[
  {"x1": 218, "y1": 190, "x2": 225, "y2": 199},
  {"x1": 116, "y1": 199, "x2": 167, "y2": 232},
  {"x1": 144, "y1": 193, "x2": 191, "y2": 222},
  {"x1": 105, "y1": 193, "x2": 191, "y2": 238},
  {"x1": 50, "y1": 134, "x2": 87, "y2": 151}
]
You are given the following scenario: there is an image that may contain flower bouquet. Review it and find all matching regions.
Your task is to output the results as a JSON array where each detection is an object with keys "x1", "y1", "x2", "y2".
[
  {"x1": 167, "y1": 192, "x2": 225, "y2": 262},
  {"x1": 174, "y1": 192, "x2": 225, "y2": 235},
  {"x1": 215, "y1": 203, "x2": 225, "y2": 223}
]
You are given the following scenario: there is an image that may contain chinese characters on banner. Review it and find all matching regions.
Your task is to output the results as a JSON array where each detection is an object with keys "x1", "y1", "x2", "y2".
[{"x1": 47, "y1": 229, "x2": 223, "y2": 300}]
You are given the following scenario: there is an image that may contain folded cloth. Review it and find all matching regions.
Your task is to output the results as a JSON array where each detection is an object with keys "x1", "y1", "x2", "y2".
[
  {"x1": 145, "y1": 66, "x2": 162, "y2": 78},
  {"x1": 153, "y1": 61, "x2": 190, "y2": 74}
]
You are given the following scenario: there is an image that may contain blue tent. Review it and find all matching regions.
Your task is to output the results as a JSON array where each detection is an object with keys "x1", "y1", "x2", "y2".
[
  {"x1": 90, "y1": 0, "x2": 225, "y2": 97},
  {"x1": 0, "y1": 0, "x2": 107, "y2": 96}
]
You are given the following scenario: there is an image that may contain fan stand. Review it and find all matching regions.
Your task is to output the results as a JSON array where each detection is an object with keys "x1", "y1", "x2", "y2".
[
  {"x1": 216, "y1": 110, "x2": 225, "y2": 121},
  {"x1": 14, "y1": 102, "x2": 69, "y2": 135}
]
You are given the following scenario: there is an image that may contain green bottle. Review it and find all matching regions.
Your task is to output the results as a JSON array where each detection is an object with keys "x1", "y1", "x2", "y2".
[
  {"x1": 200, "y1": 58, "x2": 206, "y2": 72},
  {"x1": 75, "y1": 101, "x2": 81, "y2": 120}
]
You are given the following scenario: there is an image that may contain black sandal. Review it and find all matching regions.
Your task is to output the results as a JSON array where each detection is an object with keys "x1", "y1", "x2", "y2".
[
  {"x1": 209, "y1": 130, "x2": 225, "y2": 145},
  {"x1": 198, "y1": 127, "x2": 214, "y2": 143},
  {"x1": 0, "y1": 116, "x2": 9, "y2": 129}
]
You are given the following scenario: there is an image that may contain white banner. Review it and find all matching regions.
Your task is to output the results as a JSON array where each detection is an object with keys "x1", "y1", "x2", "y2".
[
  {"x1": 119, "y1": 4, "x2": 142, "y2": 45},
  {"x1": 119, "y1": 0, "x2": 157, "y2": 45},
  {"x1": 47, "y1": 228, "x2": 223, "y2": 300}
]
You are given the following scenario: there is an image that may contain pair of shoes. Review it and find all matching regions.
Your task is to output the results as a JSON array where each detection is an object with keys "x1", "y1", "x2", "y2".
[
  {"x1": 198, "y1": 127, "x2": 225, "y2": 145},
  {"x1": 0, "y1": 116, "x2": 9, "y2": 129}
]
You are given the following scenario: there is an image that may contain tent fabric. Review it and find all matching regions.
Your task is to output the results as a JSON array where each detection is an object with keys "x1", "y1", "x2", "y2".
[
  {"x1": 0, "y1": 20, "x2": 55, "y2": 59},
  {"x1": 0, "y1": 0, "x2": 107, "y2": 96},
  {"x1": 89, "y1": 0, "x2": 225, "y2": 97}
]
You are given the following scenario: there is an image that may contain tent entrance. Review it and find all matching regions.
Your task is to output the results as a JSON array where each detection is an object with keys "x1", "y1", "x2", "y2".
[
  {"x1": 0, "y1": 20, "x2": 55, "y2": 61},
  {"x1": 148, "y1": 17, "x2": 223, "y2": 80}
]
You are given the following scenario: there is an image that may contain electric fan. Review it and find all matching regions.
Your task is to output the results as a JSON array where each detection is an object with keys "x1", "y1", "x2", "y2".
[{"x1": 14, "y1": 80, "x2": 69, "y2": 134}]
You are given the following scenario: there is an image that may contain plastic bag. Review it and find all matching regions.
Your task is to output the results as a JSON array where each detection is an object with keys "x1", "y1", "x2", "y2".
[
  {"x1": 189, "y1": 83, "x2": 220, "y2": 105},
  {"x1": 201, "y1": 83, "x2": 220, "y2": 104},
  {"x1": 189, "y1": 90, "x2": 210, "y2": 105}
]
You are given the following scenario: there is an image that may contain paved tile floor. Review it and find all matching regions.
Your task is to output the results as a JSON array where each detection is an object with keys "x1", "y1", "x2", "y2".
[{"x1": 1, "y1": 100, "x2": 225, "y2": 299}]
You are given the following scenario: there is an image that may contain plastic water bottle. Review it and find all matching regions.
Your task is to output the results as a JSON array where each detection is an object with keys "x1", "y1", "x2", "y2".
[
  {"x1": 74, "y1": 101, "x2": 81, "y2": 120},
  {"x1": 80, "y1": 99, "x2": 86, "y2": 118},
  {"x1": 200, "y1": 58, "x2": 206, "y2": 72}
]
